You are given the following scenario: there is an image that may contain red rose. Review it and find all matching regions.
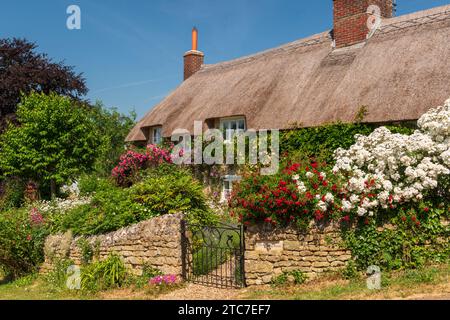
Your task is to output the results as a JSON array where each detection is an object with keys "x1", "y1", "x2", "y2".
[{"x1": 423, "y1": 207, "x2": 429, "y2": 213}]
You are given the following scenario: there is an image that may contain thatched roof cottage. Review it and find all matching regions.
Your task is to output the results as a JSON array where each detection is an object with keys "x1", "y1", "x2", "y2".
[{"x1": 126, "y1": 0, "x2": 450, "y2": 145}]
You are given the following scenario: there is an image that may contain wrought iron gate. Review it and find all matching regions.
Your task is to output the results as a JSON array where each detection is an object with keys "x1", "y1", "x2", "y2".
[{"x1": 181, "y1": 221, "x2": 245, "y2": 288}]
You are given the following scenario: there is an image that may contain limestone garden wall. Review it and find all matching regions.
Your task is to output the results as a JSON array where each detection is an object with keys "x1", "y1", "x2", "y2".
[
  {"x1": 41, "y1": 213, "x2": 184, "y2": 276},
  {"x1": 244, "y1": 223, "x2": 352, "y2": 286}
]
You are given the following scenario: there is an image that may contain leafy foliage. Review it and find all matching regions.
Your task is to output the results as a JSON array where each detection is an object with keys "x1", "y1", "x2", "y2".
[
  {"x1": 80, "y1": 254, "x2": 127, "y2": 292},
  {"x1": 0, "y1": 38, "x2": 87, "y2": 130},
  {"x1": 272, "y1": 269, "x2": 307, "y2": 286},
  {"x1": 52, "y1": 181, "x2": 140, "y2": 236},
  {"x1": 77, "y1": 175, "x2": 114, "y2": 196},
  {"x1": 229, "y1": 160, "x2": 345, "y2": 228},
  {"x1": 280, "y1": 122, "x2": 414, "y2": 163},
  {"x1": 52, "y1": 166, "x2": 215, "y2": 236},
  {"x1": 131, "y1": 165, "x2": 213, "y2": 225},
  {"x1": 0, "y1": 177, "x2": 26, "y2": 211},
  {"x1": 0, "y1": 207, "x2": 49, "y2": 277},
  {"x1": 0, "y1": 92, "x2": 97, "y2": 197},
  {"x1": 88, "y1": 102, "x2": 136, "y2": 176},
  {"x1": 43, "y1": 258, "x2": 75, "y2": 290},
  {"x1": 342, "y1": 202, "x2": 449, "y2": 271}
]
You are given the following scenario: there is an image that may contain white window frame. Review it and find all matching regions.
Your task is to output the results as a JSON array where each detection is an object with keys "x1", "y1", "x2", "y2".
[
  {"x1": 151, "y1": 126, "x2": 162, "y2": 145},
  {"x1": 221, "y1": 175, "x2": 241, "y2": 203},
  {"x1": 220, "y1": 117, "x2": 246, "y2": 142}
]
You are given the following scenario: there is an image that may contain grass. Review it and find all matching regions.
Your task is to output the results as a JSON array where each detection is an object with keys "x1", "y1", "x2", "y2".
[
  {"x1": 0, "y1": 263, "x2": 448, "y2": 300},
  {"x1": 0, "y1": 270, "x2": 182, "y2": 300},
  {"x1": 242, "y1": 263, "x2": 450, "y2": 300}
]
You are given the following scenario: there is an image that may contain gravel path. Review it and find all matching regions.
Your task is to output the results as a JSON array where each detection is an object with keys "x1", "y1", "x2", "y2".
[{"x1": 158, "y1": 284, "x2": 246, "y2": 300}]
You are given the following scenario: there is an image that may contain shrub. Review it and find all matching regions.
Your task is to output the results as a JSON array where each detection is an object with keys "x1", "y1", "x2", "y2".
[
  {"x1": 111, "y1": 144, "x2": 174, "y2": 186},
  {"x1": 53, "y1": 166, "x2": 215, "y2": 236},
  {"x1": 333, "y1": 98, "x2": 450, "y2": 220},
  {"x1": 53, "y1": 182, "x2": 141, "y2": 236},
  {"x1": 343, "y1": 202, "x2": 449, "y2": 271},
  {"x1": 272, "y1": 270, "x2": 307, "y2": 286},
  {"x1": 229, "y1": 160, "x2": 345, "y2": 228},
  {"x1": 80, "y1": 254, "x2": 127, "y2": 292},
  {"x1": 0, "y1": 177, "x2": 25, "y2": 211},
  {"x1": 0, "y1": 207, "x2": 49, "y2": 277},
  {"x1": 341, "y1": 260, "x2": 360, "y2": 280},
  {"x1": 77, "y1": 175, "x2": 113, "y2": 196},
  {"x1": 130, "y1": 165, "x2": 215, "y2": 225}
]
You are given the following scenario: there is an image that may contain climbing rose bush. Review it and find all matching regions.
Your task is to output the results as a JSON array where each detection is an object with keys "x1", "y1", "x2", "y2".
[
  {"x1": 333, "y1": 98, "x2": 450, "y2": 217},
  {"x1": 112, "y1": 144, "x2": 174, "y2": 186},
  {"x1": 229, "y1": 161, "x2": 348, "y2": 227}
]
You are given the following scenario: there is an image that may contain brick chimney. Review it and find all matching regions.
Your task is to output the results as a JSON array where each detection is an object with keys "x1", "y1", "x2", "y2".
[
  {"x1": 184, "y1": 27, "x2": 204, "y2": 80},
  {"x1": 333, "y1": 0, "x2": 394, "y2": 48}
]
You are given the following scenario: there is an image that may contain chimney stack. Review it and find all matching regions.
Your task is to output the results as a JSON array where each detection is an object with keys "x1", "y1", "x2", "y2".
[
  {"x1": 184, "y1": 27, "x2": 204, "y2": 80},
  {"x1": 333, "y1": 0, "x2": 394, "y2": 48}
]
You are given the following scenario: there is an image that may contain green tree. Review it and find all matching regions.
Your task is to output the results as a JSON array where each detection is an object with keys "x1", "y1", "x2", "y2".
[
  {"x1": 89, "y1": 101, "x2": 136, "y2": 176},
  {"x1": 0, "y1": 92, "x2": 97, "y2": 198}
]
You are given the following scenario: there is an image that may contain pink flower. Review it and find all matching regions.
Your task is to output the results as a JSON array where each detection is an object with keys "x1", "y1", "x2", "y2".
[{"x1": 29, "y1": 208, "x2": 44, "y2": 226}]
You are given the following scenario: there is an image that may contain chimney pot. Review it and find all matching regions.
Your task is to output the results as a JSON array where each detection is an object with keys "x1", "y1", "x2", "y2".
[
  {"x1": 183, "y1": 27, "x2": 204, "y2": 80},
  {"x1": 192, "y1": 27, "x2": 198, "y2": 51}
]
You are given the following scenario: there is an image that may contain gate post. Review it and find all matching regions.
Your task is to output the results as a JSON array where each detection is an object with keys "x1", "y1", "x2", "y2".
[
  {"x1": 240, "y1": 223, "x2": 246, "y2": 287},
  {"x1": 180, "y1": 219, "x2": 188, "y2": 281}
]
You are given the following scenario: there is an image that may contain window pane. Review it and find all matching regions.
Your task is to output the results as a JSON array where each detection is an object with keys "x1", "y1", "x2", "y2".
[
  {"x1": 238, "y1": 120, "x2": 245, "y2": 130},
  {"x1": 153, "y1": 128, "x2": 161, "y2": 144}
]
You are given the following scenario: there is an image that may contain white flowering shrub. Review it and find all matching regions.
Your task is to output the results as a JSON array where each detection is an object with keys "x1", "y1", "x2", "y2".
[
  {"x1": 33, "y1": 196, "x2": 91, "y2": 216},
  {"x1": 333, "y1": 98, "x2": 450, "y2": 218}
]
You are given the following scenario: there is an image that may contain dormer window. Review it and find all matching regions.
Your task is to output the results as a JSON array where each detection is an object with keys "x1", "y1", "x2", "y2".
[
  {"x1": 150, "y1": 126, "x2": 162, "y2": 145},
  {"x1": 220, "y1": 117, "x2": 246, "y2": 142}
]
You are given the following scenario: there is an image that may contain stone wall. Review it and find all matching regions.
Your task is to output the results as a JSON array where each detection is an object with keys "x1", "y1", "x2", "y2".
[
  {"x1": 41, "y1": 213, "x2": 184, "y2": 276},
  {"x1": 244, "y1": 223, "x2": 352, "y2": 286}
]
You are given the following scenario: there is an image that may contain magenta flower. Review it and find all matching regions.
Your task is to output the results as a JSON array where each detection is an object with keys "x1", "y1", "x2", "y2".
[
  {"x1": 149, "y1": 274, "x2": 177, "y2": 286},
  {"x1": 29, "y1": 207, "x2": 44, "y2": 226}
]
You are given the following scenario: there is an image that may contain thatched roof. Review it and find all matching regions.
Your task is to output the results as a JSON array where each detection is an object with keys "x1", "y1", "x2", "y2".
[{"x1": 127, "y1": 5, "x2": 450, "y2": 142}]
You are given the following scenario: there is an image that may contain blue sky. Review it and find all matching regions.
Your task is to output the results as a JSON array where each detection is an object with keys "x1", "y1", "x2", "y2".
[{"x1": 1, "y1": 0, "x2": 449, "y2": 119}]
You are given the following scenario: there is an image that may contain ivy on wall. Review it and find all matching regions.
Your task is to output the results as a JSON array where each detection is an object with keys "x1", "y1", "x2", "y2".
[{"x1": 280, "y1": 122, "x2": 415, "y2": 163}]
